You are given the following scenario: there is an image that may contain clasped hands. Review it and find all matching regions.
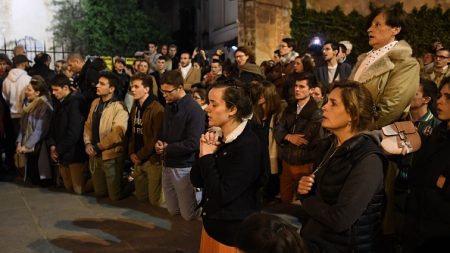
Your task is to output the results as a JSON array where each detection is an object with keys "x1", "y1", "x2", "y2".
[{"x1": 199, "y1": 131, "x2": 221, "y2": 157}]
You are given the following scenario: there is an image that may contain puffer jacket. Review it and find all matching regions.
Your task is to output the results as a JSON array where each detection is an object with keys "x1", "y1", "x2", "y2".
[{"x1": 301, "y1": 134, "x2": 387, "y2": 253}]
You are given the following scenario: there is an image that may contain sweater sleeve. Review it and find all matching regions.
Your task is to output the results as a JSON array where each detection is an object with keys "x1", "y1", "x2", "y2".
[
  {"x1": 164, "y1": 105, "x2": 205, "y2": 157},
  {"x1": 302, "y1": 154, "x2": 384, "y2": 232}
]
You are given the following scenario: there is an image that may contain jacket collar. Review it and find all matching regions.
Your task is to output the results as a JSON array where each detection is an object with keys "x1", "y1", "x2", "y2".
[{"x1": 352, "y1": 40, "x2": 412, "y2": 83}]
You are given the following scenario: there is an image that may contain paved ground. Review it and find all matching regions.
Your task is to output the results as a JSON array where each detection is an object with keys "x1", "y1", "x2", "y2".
[{"x1": 0, "y1": 181, "x2": 202, "y2": 253}]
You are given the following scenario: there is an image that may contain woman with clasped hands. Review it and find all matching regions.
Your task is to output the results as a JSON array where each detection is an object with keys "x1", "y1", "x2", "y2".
[
  {"x1": 190, "y1": 82, "x2": 262, "y2": 253},
  {"x1": 297, "y1": 81, "x2": 387, "y2": 253}
]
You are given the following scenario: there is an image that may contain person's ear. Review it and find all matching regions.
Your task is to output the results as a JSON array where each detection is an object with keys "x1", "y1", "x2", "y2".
[
  {"x1": 392, "y1": 26, "x2": 401, "y2": 37},
  {"x1": 229, "y1": 105, "x2": 237, "y2": 117}
]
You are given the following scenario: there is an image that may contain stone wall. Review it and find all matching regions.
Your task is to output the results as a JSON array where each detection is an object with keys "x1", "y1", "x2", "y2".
[{"x1": 238, "y1": 0, "x2": 292, "y2": 64}]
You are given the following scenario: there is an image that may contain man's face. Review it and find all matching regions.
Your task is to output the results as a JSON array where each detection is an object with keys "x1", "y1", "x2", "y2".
[
  {"x1": 279, "y1": 41, "x2": 292, "y2": 57},
  {"x1": 294, "y1": 79, "x2": 310, "y2": 101},
  {"x1": 114, "y1": 61, "x2": 124, "y2": 72},
  {"x1": 67, "y1": 58, "x2": 83, "y2": 74},
  {"x1": 51, "y1": 85, "x2": 70, "y2": 101},
  {"x1": 169, "y1": 47, "x2": 177, "y2": 57},
  {"x1": 130, "y1": 79, "x2": 149, "y2": 101},
  {"x1": 210, "y1": 62, "x2": 221, "y2": 75},
  {"x1": 160, "y1": 83, "x2": 181, "y2": 104},
  {"x1": 322, "y1": 43, "x2": 337, "y2": 62},
  {"x1": 96, "y1": 77, "x2": 114, "y2": 97},
  {"x1": 157, "y1": 59, "x2": 166, "y2": 71},
  {"x1": 180, "y1": 53, "x2": 191, "y2": 67},
  {"x1": 148, "y1": 43, "x2": 157, "y2": 54},
  {"x1": 410, "y1": 85, "x2": 428, "y2": 110},
  {"x1": 435, "y1": 50, "x2": 450, "y2": 69}
]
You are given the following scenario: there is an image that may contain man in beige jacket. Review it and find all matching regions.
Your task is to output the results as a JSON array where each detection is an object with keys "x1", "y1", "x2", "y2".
[{"x1": 84, "y1": 72, "x2": 129, "y2": 200}]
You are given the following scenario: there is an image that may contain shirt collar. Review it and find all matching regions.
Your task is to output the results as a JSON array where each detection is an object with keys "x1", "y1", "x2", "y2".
[{"x1": 223, "y1": 120, "x2": 248, "y2": 144}]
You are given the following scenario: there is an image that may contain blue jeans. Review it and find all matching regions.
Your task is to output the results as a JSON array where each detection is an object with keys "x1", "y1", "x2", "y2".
[{"x1": 162, "y1": 166, "x2": 200, "y2": 221}]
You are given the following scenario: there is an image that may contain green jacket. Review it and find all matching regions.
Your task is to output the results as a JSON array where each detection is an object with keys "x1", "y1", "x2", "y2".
[{"x1": 350, "y1": 40, "x2": 420, "y2": 128}]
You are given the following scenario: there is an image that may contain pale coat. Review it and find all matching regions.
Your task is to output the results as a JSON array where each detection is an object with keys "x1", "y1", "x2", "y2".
[
  {"x1": 179, "y1": 67, "x2": 201, "y2": 90},
  {"x1": 83, "y1": 97, "x2": 129, "y2": 160},
  {"x1": 1, "y1": 68, "x2": 31, "y2": 118},
  {"x1": 350, "y1": 40, "x2": 420, "y2": 128}
]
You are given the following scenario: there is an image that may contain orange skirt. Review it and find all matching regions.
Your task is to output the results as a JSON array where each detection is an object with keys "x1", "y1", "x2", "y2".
[{"x1": 199, "y1": 226, "x2": 239, "y2": 253}]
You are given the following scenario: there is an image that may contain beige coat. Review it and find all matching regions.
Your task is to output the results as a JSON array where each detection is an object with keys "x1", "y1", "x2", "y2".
[
  {"x1": 350, "y1": 40, "x2": 420, "y2": 128},
  {"x1": 179, "y1": 67, "x2": 201, "y2": 90},
  {"x1": 84, "y1": 98, "x2": 129, "y2": 160}
]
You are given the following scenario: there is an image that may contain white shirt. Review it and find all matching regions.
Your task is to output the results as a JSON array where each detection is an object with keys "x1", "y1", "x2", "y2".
[
  {"x1": 353, "y1": 41, "x2": 398, "y2": 82},
  {"x1": 180, "y1": 63, "x2": 192, "y2": 80}
]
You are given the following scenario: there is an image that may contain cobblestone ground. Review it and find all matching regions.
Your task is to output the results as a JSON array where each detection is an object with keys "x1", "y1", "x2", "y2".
[{"x1": 0, "y1": 181, "x2": 201, "y2": 253}]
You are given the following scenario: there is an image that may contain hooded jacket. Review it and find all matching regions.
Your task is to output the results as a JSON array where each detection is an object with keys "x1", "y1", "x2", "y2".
[
  {"x1": 48, "y1": 91, "x2": 88, "y2": 165},
  {"x1": 1, "y1": 68, "x2": 31, "y2": 118}
]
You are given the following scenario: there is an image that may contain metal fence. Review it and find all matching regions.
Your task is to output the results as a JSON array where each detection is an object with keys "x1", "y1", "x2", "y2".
[{"x1": 0, "y1": 36, "x2": 70, "y2": 68}]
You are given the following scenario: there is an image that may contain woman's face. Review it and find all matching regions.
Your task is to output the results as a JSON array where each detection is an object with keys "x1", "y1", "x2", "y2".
[
  {"x1": 436, "y1": 84, "x2": 450, "y2": 126},
  {"x1": 206, "y1": 87, "x2": 235, "y2": 127},
  {"x1": 192, "y1": 91, "x2": 206, "y2": 106},
  {"x1": 138, "y1": 61, "x2": 149, "y2": 74},
  {"x1": 310, "y1": 87, "x2": 323, "y2": 102},
  {"x1": 367, "y1": 13, "x2": 400, "y2": 50},
  {"x1": 235, "y1": 51, "x2": 249, "y2": 66},
  {"x1": 161, "y1": 45, "x2": 168, "y2": 55},
  {"x1": 321, "y1": 88, "x2": 352, "y2": 132},
  {"x1": 293, "y1": 58, "x2": 304, "y2": 73},
  {"x1": 25, "y1": 84, "x2": 40, "y2": 102}
]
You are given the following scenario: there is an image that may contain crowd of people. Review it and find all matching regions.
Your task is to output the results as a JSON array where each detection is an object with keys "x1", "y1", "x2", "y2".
[{"x1": 1, "y1": 5, "x2": 449, "y2": 253}]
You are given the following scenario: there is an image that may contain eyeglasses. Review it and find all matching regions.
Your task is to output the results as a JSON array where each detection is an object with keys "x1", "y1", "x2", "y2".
[
  {"x1": 160, "y1": 87, "x2": 179, "y2": 95},
  {"x1": 436, "y1": 55, "x2": 449, "y2": 60},
  {"x1": 235, "y1": 54, "x2": 246, "y2": 58}
]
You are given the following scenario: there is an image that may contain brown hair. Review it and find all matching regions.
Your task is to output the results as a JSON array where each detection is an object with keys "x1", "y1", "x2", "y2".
[
  {"x1": 250, "y1": 80, "x2": 282, "y2": 125},
  {"x1": 330, "y1": 80, "x2": 377, "y2": 132},
  {"x1": 235, "y1": 46, "x2": 256, "y2": 64},
  {"x1": 29, "y1": 75, "x2": 49, "y2": 99}
]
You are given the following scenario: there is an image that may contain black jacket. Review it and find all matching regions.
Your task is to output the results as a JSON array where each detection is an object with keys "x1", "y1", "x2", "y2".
[
  {"x1": 158, "y1": 95, "x2": 205, "y2": 168},
  {"x1": 301, "y1": 134, "x2": 387, "y2": 253},
  {"x1": 405, "y1": 123, "x2": 450, "y2": 249},
  {"x1": 275, "y1": 98, "x2": 323, "y2": 165},
  {"x1": 191, "y1": 123, "x2": 262, "y2": 246},
  {"x1": 47, "y1": 92, "x2": 88, "y2": 165}
]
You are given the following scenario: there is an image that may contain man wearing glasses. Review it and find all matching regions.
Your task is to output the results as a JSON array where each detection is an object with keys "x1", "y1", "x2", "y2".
[
  {"x1": 266, "y1": 38, "x2": 299, "y2": 97},
  {"x1": 155, "y1": 70, "x2": 205, "y2": 221},
  {"x1": 423, "y1": 48, "x2": 450, "y2": 87}
]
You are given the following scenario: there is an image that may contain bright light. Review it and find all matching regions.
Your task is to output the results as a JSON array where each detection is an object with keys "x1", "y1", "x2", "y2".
[
  {"x1": 231, "y1": 46, "x2": 238, "y2": 51},
  {"x1": 312, "y1": 36, "x2": 321, "y2": 46}
]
